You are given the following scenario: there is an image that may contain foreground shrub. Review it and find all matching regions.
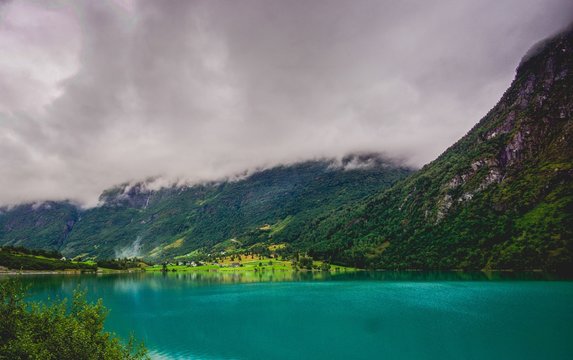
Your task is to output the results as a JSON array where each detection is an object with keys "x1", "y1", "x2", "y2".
[{"x1": 0, "y1": 280, "x2": 148, "y2": 360}]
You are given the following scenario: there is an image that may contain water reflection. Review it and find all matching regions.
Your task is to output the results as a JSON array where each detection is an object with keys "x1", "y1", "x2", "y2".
[
  {"x1": 146, "y1": 269, "x2": 567, "y2": 283},
  {"x1": 3, "y1": 270, "x2": 566, "y2": 299},
  {"x1": 3, "y1": 270, "x2": 572, "y2": 360}
]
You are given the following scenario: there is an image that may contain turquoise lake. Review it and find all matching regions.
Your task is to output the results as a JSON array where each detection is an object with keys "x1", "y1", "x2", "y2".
[{"x1": 11, "y1": 271, "x2": 573, "y2": 360}]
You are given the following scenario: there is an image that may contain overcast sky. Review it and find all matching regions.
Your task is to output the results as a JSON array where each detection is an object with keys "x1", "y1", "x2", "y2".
[{"x1": 0, "y1": 0, "x2": 572, "y2": 206}]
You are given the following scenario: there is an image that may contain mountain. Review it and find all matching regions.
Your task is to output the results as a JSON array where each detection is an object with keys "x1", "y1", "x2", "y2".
[
  {"x1": 0, "y1": 155, "x2": 411, "y2": 260},
  {"x1": 2, "y1": 28, "x2": 571, "y2": 271},
  {"x1": 296, "y1": 27, "x2": 573, "y2": 272}
]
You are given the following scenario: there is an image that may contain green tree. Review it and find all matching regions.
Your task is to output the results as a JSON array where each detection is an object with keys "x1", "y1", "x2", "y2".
[
  {"x1": 299, "y1": 256, "x2": 313, "y2": 270},
  {"x1": 0, "y1": 280, "x2": 148, "y2": 360}
]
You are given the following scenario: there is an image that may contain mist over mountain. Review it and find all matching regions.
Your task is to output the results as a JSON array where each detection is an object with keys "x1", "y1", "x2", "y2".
[
  {"x1": 0, "y1": 156, "x2": 412, "y2": 260},
  {"x1": 0, "y1": 2, "x2": 572, "y2": 272},
  {"x1": 1, "y1": 0, "x2": 572, "y2": 206},
  {"x1": 2, "y1": 5, "x2": 573, "y2": 360},
  {"x1": 297, "y1": 26, "x2": 573, "y2": 271}
]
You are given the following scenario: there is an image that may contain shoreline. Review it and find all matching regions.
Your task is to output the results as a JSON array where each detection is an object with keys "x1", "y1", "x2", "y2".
[
  {"x1": 0, "y1": 267, "x2": 556, "y2": 276},
  {"x1": 0, "y1": 268, "x2": 145, "y2": 275}
]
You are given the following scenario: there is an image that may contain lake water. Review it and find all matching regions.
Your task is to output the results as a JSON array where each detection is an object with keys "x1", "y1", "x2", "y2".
[{"x1": 9, "y1": 271, "x2": 573, "y2": 360}]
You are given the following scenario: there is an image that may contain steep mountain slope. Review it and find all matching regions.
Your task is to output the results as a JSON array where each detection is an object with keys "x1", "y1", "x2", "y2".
[
  {"x1": 0, "y1": 203, "x2": 79, "y2": 252},
  {"x1": 297, "y1": 27, "x2": 573, "y2": 271},
  {"x1": 0, "y1": 156, "x2": 411, "y2": 260}
]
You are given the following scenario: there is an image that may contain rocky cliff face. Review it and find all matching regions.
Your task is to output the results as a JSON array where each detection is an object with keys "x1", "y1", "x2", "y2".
[
  {"x1": 433, "y1": 28, "x2": 573, "y2": 220},
  {"x1": 1, "y1": 28, "x2": 571, "y2": 271},
  {"x1": 298, "y1": 27, "x2": 573, "y2": 272}
]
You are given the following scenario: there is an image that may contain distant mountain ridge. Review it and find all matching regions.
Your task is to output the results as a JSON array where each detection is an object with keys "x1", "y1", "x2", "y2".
[
  {"x1": 0, "y1": 155, "x2": 411, "y2": 260},
  {"x1": 295, "y1": 26, "x2": 573, "y2": 272},
  {"x1": 1, "y1": 27, "x2": 572, "y2": 271}
]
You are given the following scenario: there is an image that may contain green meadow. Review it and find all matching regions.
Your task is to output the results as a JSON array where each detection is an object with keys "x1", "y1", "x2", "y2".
[{"x1": 144, "y1": 254, "x2": 358, "y2": 273}]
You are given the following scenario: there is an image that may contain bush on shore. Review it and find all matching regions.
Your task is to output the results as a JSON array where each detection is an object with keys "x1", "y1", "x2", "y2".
[{"x1": 0, "y1": 280, "x2": 148, "y2": 360}]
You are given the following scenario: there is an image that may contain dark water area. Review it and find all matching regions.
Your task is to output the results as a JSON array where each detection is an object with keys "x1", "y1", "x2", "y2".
[{"x1": 6, "y1": 271, "x2": 573, "y2": 359}]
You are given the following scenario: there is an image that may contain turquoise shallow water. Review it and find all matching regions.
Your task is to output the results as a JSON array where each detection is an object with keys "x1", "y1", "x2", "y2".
[{"x1": 11, "y1": 272, "x2": 573, "y2": 360}]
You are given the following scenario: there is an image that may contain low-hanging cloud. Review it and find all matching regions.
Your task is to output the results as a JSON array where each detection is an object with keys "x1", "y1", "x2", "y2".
[{"x1": 1, "y1": 0, "x2": 572, "y2": 206}]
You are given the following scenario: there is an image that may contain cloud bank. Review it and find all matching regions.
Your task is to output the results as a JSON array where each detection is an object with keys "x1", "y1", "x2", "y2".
[{"x1": 1, "y1": 0, "x2": 572, "y2": 206}]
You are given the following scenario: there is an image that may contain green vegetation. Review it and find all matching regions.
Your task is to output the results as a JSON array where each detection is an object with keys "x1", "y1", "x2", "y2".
[
  {"x1": 0, "y1": 157, "x2": 410, "y2": 262},
  {"x1": 145, "y1": 251, "x2": 357, "y2": 273},
  {"x1": 95, "y1": 258, "x2": 147, "y2": 271},
  {"x1": 0, "y1": 279, "x2": 148, "y2": 360},
  {"x1": 293, "y1": 28, "x2": 573, "y2": 272},
  {"x1": 0, "y1": 246, "x2": 63, "y2": 260},
  {"x1": 0, "y1": 247, "x2": 96, "y2": 271},
  {"x1": 0, "y1": 247, "x2": 148, "y2": 272},
  {"x1": 0, "y1": 29, "x2": 571, "y2": 272},
  {"x1": 0, "y1": 203, "x2": 79, "y2": 255}
]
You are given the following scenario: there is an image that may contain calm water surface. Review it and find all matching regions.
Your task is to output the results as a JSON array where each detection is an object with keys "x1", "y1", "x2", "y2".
[{"x1": 9, "y1": 271, "x2": 573, "y2": 360}]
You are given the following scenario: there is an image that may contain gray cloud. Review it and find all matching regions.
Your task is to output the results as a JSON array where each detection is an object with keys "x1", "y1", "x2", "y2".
[{"x1": 1, "y1": 0, "x2": 572, "y2": 206}]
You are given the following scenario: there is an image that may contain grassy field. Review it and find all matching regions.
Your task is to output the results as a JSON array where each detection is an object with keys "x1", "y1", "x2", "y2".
[
  {"x1": 0, "y1": 247, "x2": 149, "y2": 272},
  {"x1": 0, "y1": 249, "x2": 96, "y2": 271},
  {"x1": 145, "y1": 254, "x2": 358, "y2": 273},
  {"x1": 0, "y1": 245, "x2": 356, "y2": 274}
]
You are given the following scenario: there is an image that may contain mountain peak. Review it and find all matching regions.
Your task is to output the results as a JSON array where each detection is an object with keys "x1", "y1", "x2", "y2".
[{"x1": 297, "y1": 28, "x2": 573, "y2": 272}]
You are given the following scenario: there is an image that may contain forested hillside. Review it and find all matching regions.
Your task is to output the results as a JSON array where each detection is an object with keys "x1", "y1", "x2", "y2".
[
  {"x1": 1, "y1": 28, "x2": 572, "y2": 272},
  {"x1": 0, "y1": 156, "x2": 411, "y2": 260},
  {"x1": 296, "y1": 27, "x2": 573, "y2": 272}
]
